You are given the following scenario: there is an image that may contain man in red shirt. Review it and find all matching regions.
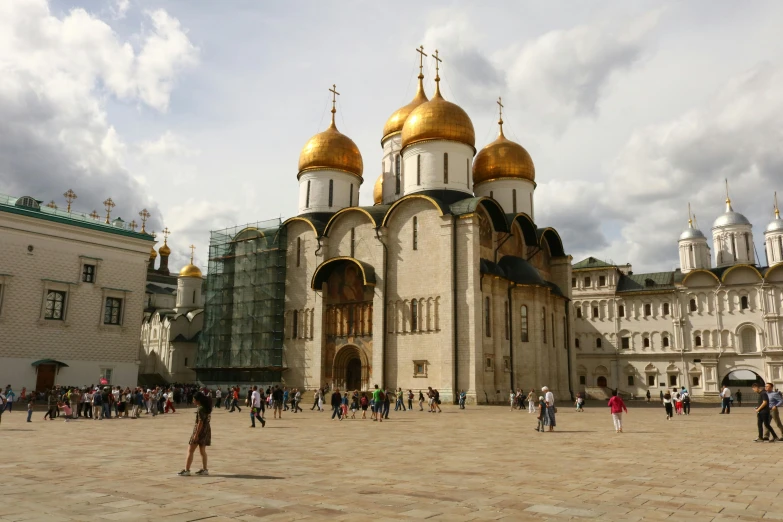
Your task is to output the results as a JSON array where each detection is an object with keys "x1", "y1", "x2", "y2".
[{"x1": 608, "y1": 390, "x2": 628, "y2": 433}]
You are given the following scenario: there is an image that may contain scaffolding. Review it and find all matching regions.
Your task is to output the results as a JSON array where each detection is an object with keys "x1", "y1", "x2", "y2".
[{"x1": 195, "y1": 218, "x2": 287, "y2": 384}]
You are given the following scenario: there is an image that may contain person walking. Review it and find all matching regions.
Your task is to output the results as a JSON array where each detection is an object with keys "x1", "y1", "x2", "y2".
[
  {"x1": 272, "y1": 386, "x2": 284, "y2": 419},
  {"x1": 3, "y1": 386, "x2": 14, "y2": 412},
  {"x1": 292, "y1": 388, "x2": 303, "y2": 413},
  {"x1": 575, "y1": 393, "x2": 584, "y2": 412},
  {"x1": 230, "y1": 387, "x2": 242, "y2": 413},
  {"x1": 534, "y1": 396, "x2": 546, "y2": 432},
  {"x1": 330, "y1": 388, "x2": 342, "y2": 420},
  {"x1": 608, "y1": 390, "x2": 628, "y2": 433},
  {"x1": 682, "y1": 392, "x2": 691, "y2": 415},
  {"x1": 763, "y1": 383, "x2": 783, "y2": 440},
  {"x1": 371, "y1": 385, "x2": 382, "y2": 422},
  {"x1": 178, "y1": 392, "x2": 212, "y2": 476},
  {"x1": 736, "y1": 390, "x2": 743, "y2": 407},
  {"x1": 418, "y1": 390, "x2": 425, "y2": 411},
  {"x1": 509, "y1": 390, "x2": 516, "y2": 411},
  {"x1": 542, "y1": 387, "x2": 556, "y2": 431},
  {"x1": 527, "y1": 390, "x2": 536, "y2": 413},
  {"x1": 663, "y1": 391, "x2": 674, "y2": 420},
  {"x1": 214, "y1": 388, "x2": 222, "y2": 409},
  {"x1": 459, "y1": 390, "x2": 466, "y2": 409},
  {"x1": 720, "y1": 385, "x2": 731, "y2": 414},
  {"x1": 44, "y1": 390, "x2": 57, "y2": 420},
  {"x1": 432, "y1": 388, "x2": 442, "y2": 413},
  {"x1": 407, "y1": 390, "x2": 414, "y2": 411},
  {"x1": 753, "y1": 382, "x2": 779, "y2": 442},
  {"x1": 360, "y1": 392, "x2": 369, "y2": 419},
  {"x1": 646, "y1": 390, "x2": 651, "y2": 403},
  {"x1": 250, "y1": 386, "x2": 266, "y2": 428},
  {"x1": 341, "y1": 392, "x2": 349, "y2": 419},
  {"x1": 317, "y1": 388, "x2": 324, "y2": 412}
]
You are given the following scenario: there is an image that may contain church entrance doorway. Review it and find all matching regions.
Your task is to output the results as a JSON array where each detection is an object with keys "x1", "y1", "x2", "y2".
[
  {"x1": 332, "y1": 345, "x2": 366, "y2": 391},
  {"x1": 346, "y1": 358, "x2": 362, "y2": 391},
  {"x1": 721, "y1": 369, "x2": 764, "y2": 388},
  {"x1": 597, "y1": 376, "x2": 608, "y2": 387},
  {"x1": 36, "y1": 364, "x2": 56, "y2": 392}
]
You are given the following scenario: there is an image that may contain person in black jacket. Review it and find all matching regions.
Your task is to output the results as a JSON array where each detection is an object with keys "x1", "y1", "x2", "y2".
[{"x1": 331, "y1": 389, "x2": 342, "y2": 420}]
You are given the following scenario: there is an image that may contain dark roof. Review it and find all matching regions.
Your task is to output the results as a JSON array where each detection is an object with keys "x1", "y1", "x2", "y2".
[
  {"x1": 617, "y1": 272, "x2": 675, "y2": 293},
  {"x1": 450, "y1": 197, "x2": 509, "y2": 232},
  {"x1": 146, "y1": 272, "x2": 178, "y2": 286},
  {"x1": 284, "y1": 212, "x2": 332, "y2": 236},
  {"x1": 480, "y1": 256, "x2": 566, "y2": 297},
  {"x1": 146, "y1": 283, "x2": 175, "y2": 295},
  {"x1": 0, "y1": 194, "x2": 154, "y2": 241},
  {"x1": 573, "y1": 257, "x2": 615, "y2": 270},
  {"x1": 172, "y1": 331, "x2": 201, "y2": 343}
]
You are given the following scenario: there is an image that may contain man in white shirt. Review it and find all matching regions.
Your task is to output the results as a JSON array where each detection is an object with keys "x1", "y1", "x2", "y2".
[
  {"x1": 542, "y1": 386, "x2": 556, "y2": 432},
  {"x1": 250, "y1": 386, "x2": 265, "y2": 428},
  {"x1": 720, "y1": 385, "x2": 731, "y2": 414}
]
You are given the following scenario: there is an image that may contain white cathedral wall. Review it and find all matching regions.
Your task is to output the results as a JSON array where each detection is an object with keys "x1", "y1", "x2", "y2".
[
  {"x1": 297, "y1": 170, "x2": 362, "y2": 214},
  {"x1": 401, "y1": 141, "x2": 474, "y2": 197},
  {"x1": 473, "y1": 179, "x2": 535, "y2": 220},
  {"x1": 381, "y1": 134, "x2": 403, "y2": 205}
]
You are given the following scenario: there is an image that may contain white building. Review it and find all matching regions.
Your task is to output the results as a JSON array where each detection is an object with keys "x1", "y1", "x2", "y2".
[
  {"x1": 0, "y1": 194, "x2": 153, "y2": 390},
  {"x1": 197, "y1": 51, "x2": 576, "y2": 403},
  {"x1": 572, "y1": 195, "x2": 783, "y2": 399}
]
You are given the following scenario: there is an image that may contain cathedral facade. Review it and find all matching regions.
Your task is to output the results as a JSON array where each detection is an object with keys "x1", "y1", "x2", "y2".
[
  {"x1": 197, "y1": 52, "x2": 575, "y2": 403},
  {"x1": 572, "y1": 195, "x2": 783, "y2": 398}
]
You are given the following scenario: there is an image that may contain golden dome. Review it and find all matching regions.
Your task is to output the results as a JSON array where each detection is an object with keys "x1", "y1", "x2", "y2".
[
  {"x1": 149, "y1": 246, "x2": 158, "y2": 259},
  {"x1": 179, "y1": 263, "x2": 203, "y2": 278},
  {"x1": 401, "y1": 82, "x2": 475, "y2": 151},
  {"x1": 382, "y1": 75, "x2": 428, "y2": 142},
  {"x1": 373, "y1": 174, "x2": 383, "y2": 205},
  {"x1": 298, "y1": 111, "x2": 363, "y2": 179},
  {"x1": 158, "y1": 241, "x2": 171, "y2": 256},
  {"x1": 473, "y1": 122, "x2": 535, "y2": 185}
]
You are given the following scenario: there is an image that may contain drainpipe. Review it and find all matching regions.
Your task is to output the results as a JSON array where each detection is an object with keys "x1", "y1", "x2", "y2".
[
  {"x1": 565, "y1": 300, "x2": 574, "y2": 402},
  {"x1": 452, "y1": 215, "x2": 459, "y2": 404},
  {"x1": 374, "y1": 227, "x2": 388, "y2": 389},
  {"x1": 508, "y1": 282, "x2": 514, "y2": 391}
]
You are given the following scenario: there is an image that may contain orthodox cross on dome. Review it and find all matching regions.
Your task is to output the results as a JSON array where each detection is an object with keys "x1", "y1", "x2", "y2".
[
  {"x1": 138, "y1": 208, "x2": 151, "y2": 233},
  {"x1": 432, "y1": 49, "x2": 442, "y2": 82},
  {"x1": 89, "y1": 210, "x2": 100, "y2": 220},
  {"x1": 687, "y1": 202, "x2": 693, "y2": 227},
  {"x1": 415, "y1": 45, "x2": 428, "y2": 77},
  {"x1": 103, "y1": 197, "x2": 115, "y2": 224},
  {"x1": 328, "y1": 84, "x2": 340, "y2": 127},
  {"x1": 129, "y1": 220, "x2": 137, "y2": 231},
  {"x1": 497, "y1": 96, "x2": 505, "y2": 136},
  {"x1": 162, "y1": 227, "x2": 170, "y2": 244},
  {"x1": 724, "y1": 179, "x2": 733, "y2": 211},
  {"x1": 46, "y1": 200, "x2": 57, "y2": 209},
  {"x1": 63, "y1": 189, "x2": 77, "y2": 213},
  {"x1": 189, "y1": 244, "x2": 196, "y2": 263}
]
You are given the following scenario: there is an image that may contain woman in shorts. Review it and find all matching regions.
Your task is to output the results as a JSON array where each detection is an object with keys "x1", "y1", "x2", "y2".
[{"x1": 178, "y1": 392, "x2": 212, "y2": 476}]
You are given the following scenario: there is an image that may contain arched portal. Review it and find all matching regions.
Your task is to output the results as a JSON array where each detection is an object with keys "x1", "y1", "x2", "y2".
[
  {"x1": 722, "y1": 369, "x2": 764, "y2": 388},
  {"x1": 597, "y1": 376, "x2": 608, "y2": 387},
  {"x1": 333, "y1": 345, "x2": 368, "y2": 392}
]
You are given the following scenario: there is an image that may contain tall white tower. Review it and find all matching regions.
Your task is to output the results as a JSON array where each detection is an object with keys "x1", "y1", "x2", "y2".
[
  {"x1": 712, "y1": 181, "x2": 755, "y2": 267},
  {"x1": 297, "y1": 85, "x2": 363, "y2": 215},
  {"x1": 765, "y1": 192, "x2": 783, "y2": 267},
  {"x1": 678, "y1": 204, "x2": 710, "y2": 273}
]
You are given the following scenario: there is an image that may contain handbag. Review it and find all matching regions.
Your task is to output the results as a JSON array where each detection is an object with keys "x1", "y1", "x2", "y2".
[{"x1": 553, "y1": 406, "x2": 558, "y2": 413}]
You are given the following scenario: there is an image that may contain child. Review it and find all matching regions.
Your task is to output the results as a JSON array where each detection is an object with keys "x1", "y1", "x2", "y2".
[
  {"x1": 535, "y1": 396, "x2": 546, "y2": 432},
  {"x1": 27, "y1": 400, "x2": 33, "y2": 422},
  {"x1": 575, "y1": 395, "x2": 585, "y2": 412},
  {"x1": 341, "y1": 393, "x2": 349, "y2": 419},
  {"x1": 350, "y1": 394, "x2": 358, "y2": 419}
]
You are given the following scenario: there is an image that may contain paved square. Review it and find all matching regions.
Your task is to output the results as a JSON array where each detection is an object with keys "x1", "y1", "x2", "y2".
[{"x1": 1, "y1": 401, "x2": 782, "y2": 521}]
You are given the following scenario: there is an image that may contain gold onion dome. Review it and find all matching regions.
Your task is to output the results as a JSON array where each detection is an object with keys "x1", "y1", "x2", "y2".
[
  {"x1": 473, "y1": 119, "x2": 535, "y2": 185},
  {"x1": 382, "y1": 74, "x2": 428, "y2": 142},
  {"x1": 149, "y1": 246, "x2": 158, "y2": 259},
  {"x1": 373, "y1": 174, "x2": 383, "y2": 205},
  {"x1": 158, "y1": 241, "x2": 171, "y2": 256},
  {"x1": 179, "y1": 263, "x2": 203, "y2": 278},
  {"x1": 401, "y1": 82, "x2": 475, "y2": 151},
  {"x1": 298, "y1": 91, "x2": 363, "y2": 179}
]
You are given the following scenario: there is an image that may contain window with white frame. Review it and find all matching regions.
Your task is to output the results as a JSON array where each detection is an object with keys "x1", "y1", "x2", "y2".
[
  {"x1": 44, "y1": 290, "x2": 67, "y2": 320},
  {"x1": 413, "y1": 360, "x2": 428, "y2": 377},
  {"x1": 82, "y1": 264, "x2": 96, "y2": 283},
  {"x1": 104, "y1": 297, "x2": 123, "y2": 325}
]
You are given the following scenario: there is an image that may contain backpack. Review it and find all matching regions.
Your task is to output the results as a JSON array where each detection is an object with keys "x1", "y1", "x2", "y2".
[
  {"x1": 360, "y1": 396, "x2": 368, "y2": 406},
  {"x1": 379, "y1": 391, "x2": 385, "y2": 401}
]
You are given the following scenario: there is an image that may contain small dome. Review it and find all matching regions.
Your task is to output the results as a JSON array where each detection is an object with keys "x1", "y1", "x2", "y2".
[
  {"x1": 373, "y1": 175, "x2": 383, "y2": 205},
  {"x1": 473, "y1": 124, "x2": 535, "y2": 185},
  {"x1": 159, "y1": 241, "x2": 171, "y2": 256},
  {"x1": 679, "y1": 227, "x2": 706, "y2": 241},
  {"x1": 713, "y1": 211, "x2": 751, "y2": 228},
  {"x1": 179, "y1": 263, "x2": 203, "y2": 278},
  {"x1": 766, "y1": 217, "x2": 783, "y2": 234},
  {"x1": 401, "y1": 83, "x2": 475, "y2": 151},
  {"x1": 149, "y1": 246, "x2": 158, "y2": 259},
  {"x1": 298, "y1": 116, "x2": 363, "y2": 179},
  {"x1": 382, "y1": 76, "x2": 428, "y2": 142}
]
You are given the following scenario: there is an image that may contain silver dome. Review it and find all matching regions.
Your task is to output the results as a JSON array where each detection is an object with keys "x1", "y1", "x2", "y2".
[
  {"x1": 679, "y1": 227, "x2": 706, "y2": 241},
  {"x1": 766, "y1": 218, "x2": 783, "y2": 234},
  {"x1": 712, "y1": 211, "x2": 751, "y2": 228}
]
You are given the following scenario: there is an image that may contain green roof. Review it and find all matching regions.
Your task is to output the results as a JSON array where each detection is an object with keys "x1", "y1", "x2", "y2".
[
  {"x1": 0, "y1": 194, "x2": 154, "y2": 241},
  {"x1": 572, "y1": 257, "x2": 615, "y2": 270},
  {"x1": 617, "y1": 272, "x2": 675, "y2": 293}
]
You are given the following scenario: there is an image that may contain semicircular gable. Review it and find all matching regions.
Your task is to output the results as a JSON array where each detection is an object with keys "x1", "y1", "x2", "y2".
[
  {"x1": 538, "y1": 227, "x2": 565, "y2": 257},
  {"x1": 449, "y1": 197, "x2": 509, "y2": 232},
  {"x1": 721, "y1": 264, "x2": 763, "y2": 284},
  {"x1": 324, "y1": 206, "x2": 386, "y2": 236},
  {"x1": 283, "y1": 216, "x2": 320, "y2": 236},
  {"x1": 681, "y1": 269, "x2": 721, "y2": 286},
  {"x1": 766, "y1": 263, "x2": 783, "y2": 282},
  {"x1": 381, "y1": 194, "x2": 449, "y2": 227},
  {"x1": 510, "y1": 213, "x2": 538, "y2": 246},
  {"x1": 311, "y1": 256, "x2": 377, "y2": 290}
]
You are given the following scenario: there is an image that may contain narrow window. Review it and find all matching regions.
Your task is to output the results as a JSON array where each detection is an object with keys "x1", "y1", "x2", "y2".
[
  {"x1": 104, "y1": 297, "x2": 122, "y2": 325},
  {"x1": 599, "y1": 275, "x2": 606, "y2": 287},
  {"x1": 443, "y1": 152, "x2": 449, "y2": 183},
  {"x1": 741, "y1": 295, "x2": 749, "y2": 310},
  {"x1": 644, "y1": 303, "x2": 651, "y2": 317},
  {"x1": 412, "y1": 217, "x2": 419, "y2": 250},
  {"x1": 296, "y1": 237, "x2": 301, "y2": 267},
  {"x1": 529, "y1": 193, "x2": 533, "y2": 215},
  {"x1": 484, "y1": 297, "x2": 491, "y2": 337},
  {"x1": 579, "y1": 375, "x2": 586, "y2": 385},
  {"x1": 520, "y1": 305, "x2": 529, "y2": 342},
  {"x1": 628, "y1": 376, "x2": 634, "y2": 386},
  {"x1": 512, "y1": 189, "x2": 517, "y2": 213},
  {"x1": 621, "y1": 337, "x2": 630, "y2": 349},
  {"x1": 575, "y1": 338, "x2": 580, "y2": 348},
  {"x1": 411, "y1": 301, "x2": 418, "y2": 332},
  {"x1": 648, "y1": 375, "x2": 656, "y2": 386},
  {"x1": 663, "y1": 336, "x2": 670, "y2": 348},
  {"x1": 350, "y1": 228, "x2": 355, "y2": 257},
  {"x1": 669, "y1": 375, "x2": 678, "y2": 387},
  {"x1": 82, "y1": 264, "x2": 96, "y2": 283},
  {"x1": 306, "y1": 180, "x2": 311, "y2": 208},
  {"x1": 643, "y1": 337, "x2": 650, "y2": 348},
  {"x1": 395, "y1": 155, "x2": 401, "y2": 194},
  {"x1": 576, "y1": 307, "x2": 582, "y2": 319},
  {"x1": 490, "y1": 191, "x2": 493, "y2": 200},
  {"x1": 292, "y1": 310, "x2": 298, "y2": 339},
  {"x1": 542, "y1": 307, "x2": 547, "y2": 344},
  {"x1": 695, "y1": 335, "x2": 702, "y2": 347},
  {"x1": 692, "y1": 376, "x2": 700, "y2": 386},
  {"x1": 349, "y1": 183, "x2": 354, "y2": 207},
  {"x1": 618, "y1": 305, "x2": 625, "y2": 318},
  {"x1": 584, "y1": 277, "x2": 591, "y2": 287},
  {"x1": 466, "y1": 158, "x2": 470, "y2": 185},
  {"x1": 663, "y1": 303, "x2": 670, "y2": 316},
  {"x1": 328, "y1": 179, "x2": 334, "y2": 207},
  {"x1": 44, "y1": 290, "x2": 66, "y2": 320},
  {"x1": 689, "y1": 299, "x2": 697, "y2": 312},
  {"x1": 571, "y1": 278, "x2": 576, "y2": 288},
  {"x1": 592, "y1": 307, "x2": 598, "y2": 318},
  {"x1": 416, "y1": 155, "x2": 421, "y2": 185},
  {"x1": 504, "y1": 301, "x2": 509, "y2": 340},
  {"x1": 596, "y1": 338, "x2": 602, "y2": 348}
]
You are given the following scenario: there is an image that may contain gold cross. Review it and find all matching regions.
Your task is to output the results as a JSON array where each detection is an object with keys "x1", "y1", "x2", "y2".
[
  {"x1": 189, "y1": 244, "x2": 196, "y2": 263},
  {"x1": 103, "y1": 197, "x2": 115, "y2": 224},
  {"x1": 432, "y1": 49, "x2": 442, "y2": 81},
  {"x1": 129, "y1": 220, "x2": 137, "y2": 231},
  {"x1": 63, "y1": 189, "x2": 77, "y2": 213},
  {"x1": 46, "y1": 200, "x2": 57, "y2": 209},
  {"x1": 329, "y1": 84, "x2": 340, "y2": 112},
  {"x1": 138, "y1": 208, "x2": 151, "y2": 233},
  {"x1": 89, "y1": 210, "x2": 100, "y2": 220},
  {"x1": 416, "y1": 45, "x2": 428, "y2": 76},
  {"x1": 497, "y1": 96, "x2": 504, "y2": 134},
  {"x1": 162, "y1": 227, "x2": 170, "y2": 243}
]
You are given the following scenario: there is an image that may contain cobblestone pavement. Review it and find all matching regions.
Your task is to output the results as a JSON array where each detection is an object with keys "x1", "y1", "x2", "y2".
[{"x1": 1, "y1": 401, "x2": 782, "y2": 521}]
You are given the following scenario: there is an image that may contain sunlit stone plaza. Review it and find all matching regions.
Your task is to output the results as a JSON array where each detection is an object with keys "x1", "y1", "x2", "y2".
[{"x1": 2, "y1": 402, "x2": 783, "y2": 522}]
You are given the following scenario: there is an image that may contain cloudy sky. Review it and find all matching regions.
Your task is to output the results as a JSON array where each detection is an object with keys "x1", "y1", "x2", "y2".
[{"x1": 2, "y1": 0, "x2": 782, "y2": 273}]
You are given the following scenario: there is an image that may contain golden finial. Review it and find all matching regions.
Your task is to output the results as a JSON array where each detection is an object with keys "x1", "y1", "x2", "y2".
[
  {"x1": 63, "y1": 189, "x2": 77, "y2": 213},
  {"x1": 138, "y1": 208, "x2": 151, "y2": 234},
  {"x1": 497, "y1": 96, "x2": 505, "y2": 137},
  {"x1": 328, "y1": 84, "x2": 340, "y2": 128},
  {"x1": 432, "y1": 49, "x2": 442, "y2": 96},
  {"x1": 775, "y1": 191, "x2": 780, "y2": 219},
  {"x1": 46, "y1": 200, "x2": 57, "y2": 209},
  {"x1": 129, "y1": 220, "x2": 137, "y2": 231},
  {"x1": 189, "y1": 244, "x2": 196, "y2": 263},
  {"x1": 162, "y1": 227, "x2": 170, "y2": 243},
  {"x1": 89, "y1": 210, "x2": 100, "y2": 220},
  {"x1": 415, "y1": 45, "x2": 428, "y2": 79},
  {"x1": 687, "y1": 202, "x2": 693, "y2": 227},
  {"x1": 724, "y1": 179, "x2": 733, "y2": 212},
  {"x1": 103, "y1": 197, "x2": 115, "y2": 224}
]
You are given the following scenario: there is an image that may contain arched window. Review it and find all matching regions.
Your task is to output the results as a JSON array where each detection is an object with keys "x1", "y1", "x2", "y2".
[
  {"x1": 520, "y1": 305, "x2": 529, "y2": 342},
  {"x1": 192, "y1": 290, "x2": 196, "y2": 304},
  {"x1": 411, "y1": 300, "x2": 418, "y2": 332},
  {"x1": 443, "y1": 152, "x2": 449, "y2": 183},
  {"x1": 512, "y1": 189, "x2": 517, "y2": 214},
  {"x1": 575, "y1": 338, "x2": 580, "y2": 348},
  {"x1": 643, "y1": 337, "x2": 650, "y2": 348},
  {"x1": 504, "y1": 301, "x2": 509, "y2": 340},
  {"x1": 416, "y1": 155, "x2": 421, "y2": 185},
  {"x1": 740, "y1": 295, "x2": 749, "y2": 310},
  {"x1": 689, "y1": 298, "x2": 697, "y2": 312},
  {"x1": 305, "y1": 180, "x2": 311, "y2": 208},
  {"x1": 663, "y1": 336, "x2": 670, "y2": 348},
  {"x1": 466, "y1": 158, "x2": 470, "y2": 184},
  {"x1": 296, "y1": 237, "x2": 301, "y2": 267},
  {"x1": 395, "y1": 155, "x2": 401, "y2": 194},
  {"x1": 741, "y1": 326, "x2": 757, "y2": 352},
  {"x1": 618, "y1": 305, "x2": 625, "y2": 318},
  {"x1": 695, "y1": 335, "x2": 702, "y2": 347},
  {"x1": 292, "y1": 310, "x2": 298, "y2": 339},
  {"x1": 663, "y1": 303, "x2": 669, "y2": 316},
  {"x1": 542, "y1": 307, "x2": 547, "y2": 344},
  {"x1": 576, "y1": 307, "x2": 582, "y2": 318},
  {"x1": 412, "y1": 217, "x2": 418, "y2": 251},
  {"x1": 328, "y1": 179, "x2": 334, "y2": 207},
  {"x1": 350, "y1": 228, "x2": 355, "y2": 257},
  {"x1": 596, "y1": 337, "x2": 602, "y2": 348},
  {"x1": 484, "y1": 297, "x2": 491, "y2": 337}
]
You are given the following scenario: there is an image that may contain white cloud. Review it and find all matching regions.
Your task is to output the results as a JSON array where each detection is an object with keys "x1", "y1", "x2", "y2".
[
  {"x1": 110, "y1": 0, "x2": 130, "y2": 20},
  {"x1": 138, "y1": 131, "x2": 199, "y2": 158}
]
